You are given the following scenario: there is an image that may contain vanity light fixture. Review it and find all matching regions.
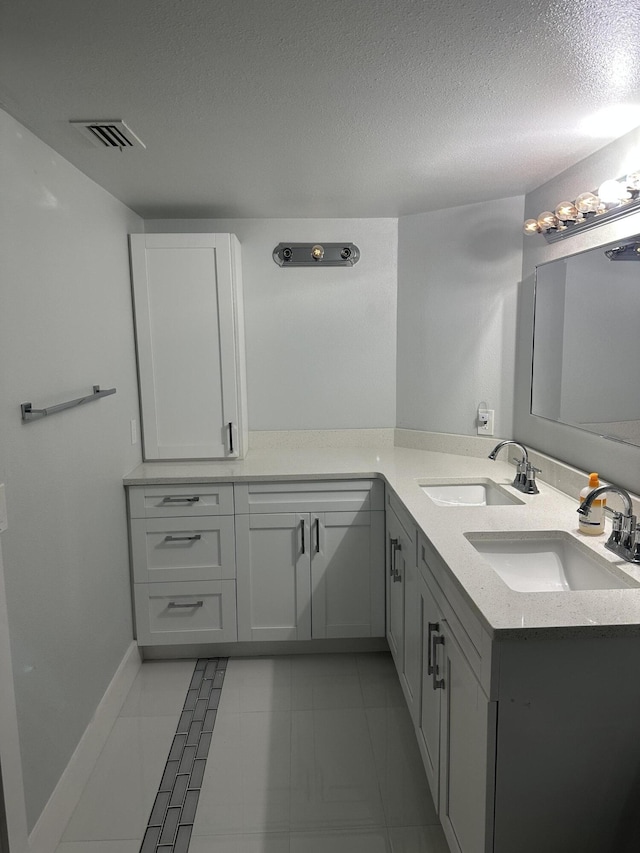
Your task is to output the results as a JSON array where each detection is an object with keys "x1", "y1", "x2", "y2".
[
  {"x1": 272, "y1": 243, "x2": 360, "y2": 267},
  {"x1": 523, "y1": 171, "x2": 640, "y2": 243}
]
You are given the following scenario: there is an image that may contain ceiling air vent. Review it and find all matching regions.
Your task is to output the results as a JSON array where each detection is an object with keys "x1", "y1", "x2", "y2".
[{"x1": 69, "y1": 119, "x2": 146, "y2": 150}]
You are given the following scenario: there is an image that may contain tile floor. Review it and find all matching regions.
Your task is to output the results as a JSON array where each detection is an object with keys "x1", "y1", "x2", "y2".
[{"x1": 55, "y1": 653, "x2": 448, "y2": 853}]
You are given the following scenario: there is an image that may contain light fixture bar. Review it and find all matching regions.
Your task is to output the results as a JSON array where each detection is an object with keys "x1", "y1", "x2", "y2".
[
  {"x1": 542, "y1": 196, "x2": 640, "y2": 242},
  {"x1": 524, "y1": 171, "x2": 640, "y2": 241},
  {"x1": 272, "y1": 243, "x2": 360, "y2": 267}
]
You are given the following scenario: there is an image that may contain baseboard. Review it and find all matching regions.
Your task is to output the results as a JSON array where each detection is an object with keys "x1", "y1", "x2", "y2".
[
  {"x1": 141, "y1": 637, "x2": 389, "y2": 660},
  {"x1": 28, "y1": 642, "x2": 142, "y2": 853}
]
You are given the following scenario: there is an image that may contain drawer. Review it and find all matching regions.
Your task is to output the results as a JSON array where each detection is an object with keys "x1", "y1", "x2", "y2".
[
  {"x1": 234, "y1": 479, "x2": 384, "y2": 514},
  {"x1": 130, "y1": 516, "x2": 236, "y2": 583},
  {"x1": 134, "y1": 580, "x2": 237, "y2": 645},
  {"x1": 128, "y1": 484, "x2": 234, "y2": 518}
]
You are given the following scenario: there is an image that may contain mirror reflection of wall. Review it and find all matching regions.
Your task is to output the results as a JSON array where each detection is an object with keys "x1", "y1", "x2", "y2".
[{"x1": 532, "y1": 236, "x2": 640, "y2": 447}]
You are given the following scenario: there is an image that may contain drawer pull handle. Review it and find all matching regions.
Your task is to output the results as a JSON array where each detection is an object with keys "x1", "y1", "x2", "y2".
[
  {"x1": 389, "y1": 537, "x2": 398, "y2": 576},
  {"x1": 393, "y1": 542, "x2": 402, "y2": 583},
  {"x1": 228, "y1": 422, "x2": 234, "y2": 454},
  {"x1": 427, "y1": 621, "x2": 439, "y2": 675},
  {"x1": 315, "y1": 517, "x2": 320, "y2": 553},
  {"x1": 432, "y1": 635, "x2": 445, "y2": 690},
  {"x1": 168, "y1": 600, "x2": 204, "y2": 609},
  {"x1": 163, "y1": 534, "x2": 202, "y2": 542},
  {"x1": 162, "y1": 496, "x2": 200, "y2": 503},
  {"x1": 301, "y1": 519, "x2": 306, "y2": 554}
]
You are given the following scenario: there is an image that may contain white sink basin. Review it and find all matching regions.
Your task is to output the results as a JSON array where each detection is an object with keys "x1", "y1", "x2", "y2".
[
  {"x1": 420, "y1": 479, "x2": 523, "y2": 507},
  {"x1": 466, "y1": 532, "x2": 637, "y2": 592}
]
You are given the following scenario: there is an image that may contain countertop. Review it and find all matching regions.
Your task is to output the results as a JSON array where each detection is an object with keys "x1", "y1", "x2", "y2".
[{"x1": 124, "y1": 446, "x2": 640, "y2": 640}]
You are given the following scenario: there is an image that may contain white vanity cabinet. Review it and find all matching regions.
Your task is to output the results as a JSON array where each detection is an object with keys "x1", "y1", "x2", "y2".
[
  {"x1": 385, "y1": 490, "x2": 421, "y2": 723},
  {"x1": 234, "y1": 480, "x2": 385, "y2": 642},
  {"x1": 129, "y1": 233, "x2": 248, "y2": 461},
  {"x1": 128, "y1": 484, "x2": 238, "y2": 645},
  {"x1": 417, "y1": 534, "x2": 496, "y2": 853}
]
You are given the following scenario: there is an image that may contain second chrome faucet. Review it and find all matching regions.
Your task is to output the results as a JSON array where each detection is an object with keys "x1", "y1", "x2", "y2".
[{"x1": 488, "y1": 440, "x2": 541, "y2": 494}]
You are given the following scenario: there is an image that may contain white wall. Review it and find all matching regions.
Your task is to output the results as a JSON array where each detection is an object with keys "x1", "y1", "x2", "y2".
[
  {"x1": 145, "y1": 219, "x2": 398, "y2": 430},
  {"x1": 515, "y1": 125, "x2": 640, "y2": 495},
  {"x1": 0, "y1": 109, "x2": 142, "y2": 830},
  {"x1": 396, "y1": 196, "x2": 525, "y2": 437}
]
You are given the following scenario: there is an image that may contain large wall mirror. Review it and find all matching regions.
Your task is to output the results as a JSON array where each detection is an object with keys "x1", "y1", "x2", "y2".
[{"x1": 531, "y1": 236, "x2": 640, "y2": 447}]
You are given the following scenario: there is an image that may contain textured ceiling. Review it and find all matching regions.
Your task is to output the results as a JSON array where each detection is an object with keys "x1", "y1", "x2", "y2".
[{"x1": 2, "y1": 0, "x2": 640, "y2": 218}]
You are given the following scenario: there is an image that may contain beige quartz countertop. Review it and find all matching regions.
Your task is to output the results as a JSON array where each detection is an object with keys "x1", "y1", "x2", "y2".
[{"x1": 124, "y1": 446, "x2": 640, "y2": 640}]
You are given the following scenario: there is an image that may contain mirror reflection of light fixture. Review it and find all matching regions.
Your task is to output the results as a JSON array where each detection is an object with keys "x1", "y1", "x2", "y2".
[
  {"x1": 272, "y1": 243, "x2": 360, "y2": 266},
  {"x1": 604, "y1": 241, "x2": 640, "y2": 261},
  {"x1": 524, "y1": 172, "x2": 640, "y2": 242}
]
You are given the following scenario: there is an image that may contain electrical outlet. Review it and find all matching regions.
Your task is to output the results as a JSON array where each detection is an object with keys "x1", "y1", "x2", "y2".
[{"x1": 477, "y1": 408, "x2": 495, "y2": 436}]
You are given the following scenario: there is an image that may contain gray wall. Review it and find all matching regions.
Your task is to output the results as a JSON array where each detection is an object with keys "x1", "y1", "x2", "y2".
[
  {"x1": 515, "y1": 125, "x2": 640, "y2": 494},
  {"x1": 0, "y1": 108, "x2": 143, "y2": 829},
  {"x1": 396, "y1": 196, "x2": 524, "y2": 438},
  {"x1": 145, "y1": 219, "x2": 398, "y2": 430}
]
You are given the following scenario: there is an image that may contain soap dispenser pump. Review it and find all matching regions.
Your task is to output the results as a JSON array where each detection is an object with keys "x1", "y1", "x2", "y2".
[{"x1": 578, "y1": 473, "x2": 606, "y2": 535}]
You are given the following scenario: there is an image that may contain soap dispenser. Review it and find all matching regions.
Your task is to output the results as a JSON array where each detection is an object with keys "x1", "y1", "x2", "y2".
[{"x1": 578, "y1": 473, "x2": 606, "y2": 535}]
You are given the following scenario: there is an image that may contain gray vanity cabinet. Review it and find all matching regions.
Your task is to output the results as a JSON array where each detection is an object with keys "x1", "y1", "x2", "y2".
[
  {"x1": 417, "y1": 535, "x2": 496, "y2": 853},
  {"x1": 385, "y1": 490, "x2": 421, "y2": 723}
]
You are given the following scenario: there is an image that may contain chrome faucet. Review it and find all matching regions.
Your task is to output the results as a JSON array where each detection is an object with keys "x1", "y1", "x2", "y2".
[
  {"x1": 488, "y1": 440, "x2": 541, "y2": 494},
  {"x1": 577, "y1": 485, "x2": 640, "y2": 563}
]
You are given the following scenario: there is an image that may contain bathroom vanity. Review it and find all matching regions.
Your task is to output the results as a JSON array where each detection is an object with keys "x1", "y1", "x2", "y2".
[{"x1": 124, "y1": 444, "x2": 640, "y2": 853}]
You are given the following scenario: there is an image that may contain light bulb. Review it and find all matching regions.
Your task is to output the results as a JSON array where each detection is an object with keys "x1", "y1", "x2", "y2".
[
  {"x1": 523, "y1": 219, "x2": 540, "y2": 235},
  {"x1": 625, "y1": 171, "x2": 640, "y2": 195},
  {"x1": 598, "y1": 179, "x2": 627, "y2": 207},
  {"x1": 555, "y1": 202, "x2": 578, "y2": 222},
  {"x1": 575, "y1": 192, "x2": 599, "y2": 214},
  {"x1": 537, "y1": 211, "x2": 558, "y2": 231},
  {"x1": 311, "y1": 244, "x2": 324, "y2": 260}
]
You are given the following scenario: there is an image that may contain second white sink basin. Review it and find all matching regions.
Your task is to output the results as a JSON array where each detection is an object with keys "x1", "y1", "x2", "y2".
[
  {"x1": 420, "y1": 479, "x2": 523, "y2": 507},
  {"x1": 466, "y1": 532, "x2": 637, "y2": 592}
]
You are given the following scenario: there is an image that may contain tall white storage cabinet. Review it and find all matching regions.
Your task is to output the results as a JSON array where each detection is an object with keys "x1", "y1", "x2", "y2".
[{"x1": 129, "y1": 233, "x2": 248, "y2": 460}]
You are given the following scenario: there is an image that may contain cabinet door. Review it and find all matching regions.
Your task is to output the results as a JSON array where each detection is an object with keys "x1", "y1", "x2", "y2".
[
  {"x1": 416, "y1": 575, "x2": 442, "y2": 806},
  {"x1": 400, "y1": 527, "x2": 420, "y2": 723},
  {"x1": 310, "y1": 510, "x2": 384, "y2": 639},
  {"x1": 385, "y1": 508, "x2": 404, "y2": 668},
  {"x1": 235, "y1": 513, "x2": 311, "y2": 641},
  {"x1": 439, "y1": 620, "x2": 493, "y2": 853},
  {"x1": 130, "y1": 233, "x2": 243, "y2": 460}
]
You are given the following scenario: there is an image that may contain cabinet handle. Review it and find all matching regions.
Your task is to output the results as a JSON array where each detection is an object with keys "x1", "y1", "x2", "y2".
[
  {"x1": 432, "y1": 635, "x2": 445, "y2": 690},
  {"x1": 315, "y1": 517, "x2": 320, "y2": 553},
  {"x1": 393, "y1": 542, "x2": 402, "y2": 583},
  {"x1": 228, "y1": 421, "x2": 234, "y2": 454},
  {"x1": 301, "y1": 519, "x2": 306, "y2": 554},
  {"x1": 163, "y1": 534, "x2": 202, "y2": 542},
  {"x1": 167, "y1": 600, "x2": 204, "y2": 609},
  {"x1": 162, "y1": 496, "x2": 200, "y2": 503},
  {"x1": 427, "y1": 621, "x2": 440, "y2": 675},
  {"x1": 389, "y1": 537, "x2": 398, "y2": 576}
]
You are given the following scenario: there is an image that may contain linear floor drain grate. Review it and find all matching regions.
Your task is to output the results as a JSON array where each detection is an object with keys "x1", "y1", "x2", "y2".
[{"x1": 140, "y1": 658, "x2": 227, "y2": 853}]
